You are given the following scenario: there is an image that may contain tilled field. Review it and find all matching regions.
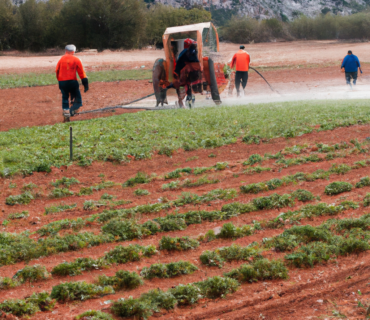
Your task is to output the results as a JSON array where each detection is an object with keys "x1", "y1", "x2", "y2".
[{"x1": 1, "y1": 124, "x2": 370, "y2": 319}]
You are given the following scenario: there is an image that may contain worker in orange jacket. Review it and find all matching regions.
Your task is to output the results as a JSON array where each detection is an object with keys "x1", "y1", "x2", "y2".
[
  {"x1": 56, "y1": 44, "x2": 89, "y2": 118},
  {"x1": 230, "y1": 45, "x2": 250, "y2": 97}
]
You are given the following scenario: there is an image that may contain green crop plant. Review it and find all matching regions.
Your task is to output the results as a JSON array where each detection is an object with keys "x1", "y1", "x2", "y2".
[
  {"x1": 8, "y1": 182, "x2": 17, "y2": 189},
  {"x1": 102, "y1": 219, "x2": 149, "y2": 240},
  {"x1": 243, "y1": 154, "x2": 263, "y2": 166},
  {"x1": 195, "y1": 276, "x2": 239, "y2": 299},
  {"x1": 97, "y1": 270, "x2": 143, "y2": 290},
  {"x1": 13, "y1": 265, "x2": 50, "y2": 284},
  {"x1": 253, "y1": 193, "x2": 295, "y2": 210},
  {"x1": 134, "y1": 188, "x2": 150, "y2": 196},
  {"x1": 291, "y1": 189, "x2": 314, "y2": 202},
  {"x1": 356, "y1": 176, "x2": 370, "y2": 188},
  {"x1": 44, "y1": 203, "x2": 77, "y2": 214},
  {"x1": 49, "y1": 188, "x2": 74, "y2": 199},
  {"x1": 329, "y1": 163, "x2": 351, "y2": 175},
  {"x1": 217, "y1": 243, "x2": 261, "y2": 262},
  {"x1": 181, "y1": 176, "x2": 220, "y2": 188},
  {"x1": 79, "y1": 187, "x2": 94, "y2": 195},
  {"x1": 0, "y1": 292, "x2": 55, "y2": 317},
  {"x1": 140, "y1": 289, "x2": 177, "y2": 310},
  {"x1": 325, "y1": 181, "x2": 353, "y2": 195},
  {"x1": 8, "y1": 211, "x2": 29, "y2": 219},
  {"x1": 159, "y1": 236, "x2": 199, "y2": 251},
  {"x1": 200, "y1": 250, "x2": 224, "y2": 268},
  {"x1": 242, "y1": 135, "x2": 261, "y2": 144},
  {"x1": 162, "y1": 180, "x2": 180, "y2": 190},
  {"x1": 225, "y1": 259, "x2": 288, "y2": 282},
  {"x1": 165, "y1": 167, "x2": 192, "y2": 179},
  {"x1": 50, "y1": 281, "x2": 114, "y2": 302},
  {"x1": 155, "y1": 215, "x2": 187, "y2": 231},
  {"x1": 0, "y1": 277, "x2": 20, "y2": 290},
  {"x1": 51, "y1": 257, "x2": 109, "y2": 276},
  {"x1": 140, "y1": 261, "x2": 197, "y2": 279},
  {"x1": 83, "y1": 200, "x2": 107, "y2": 210},
  {"x1": 101, "y1": 193, "x2": 114, "y2": 200},
  {"x1": 244, "y1": 166, "x2": 272, "y2": 174},
  {"x1": 111, "y1": 297, "x2": 155, "y2": 320},
  {"x1": 364, "y1": 194, "x2": 370, "y2": 207},
  {"x1": 5, "y1": 191, "x2": 34, "y2": 205},
  {"x1": 217, "y1": 222, "x2": 254, "y2": 239},
  {"x1": 36, "y1": 218, "x2": 85, "y2": 236},
  {"x1": 51, "y1": 177, "x2": 80, "y2": 187},
  {"x1": 169, "y1": 284, "x2": 201, "y2": 305},
  {"x1": 76, "y1": 310, "x2": 114, "y2": 320},
  {"x1": 104, "y1": 244, "x2": 157, "y2": 264},
  {"x1": 21, "y1": 182, "x2": 38, "y2": 191},
  {"x1": 123, "y1": 172, "x2": 150, "y2": 187}
]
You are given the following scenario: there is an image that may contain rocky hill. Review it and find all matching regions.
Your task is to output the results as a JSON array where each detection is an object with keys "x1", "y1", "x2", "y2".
[
  {"x1": 156, "y1": 0, "x2": 367, "y2": 20},
  {"x1": 11, "y1": 0, "x2": 368, "y2": 21}
]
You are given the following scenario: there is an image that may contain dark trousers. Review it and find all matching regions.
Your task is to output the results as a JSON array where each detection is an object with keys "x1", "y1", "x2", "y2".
[
  {"x1": 58, "y1": 80, "x2": 82, "y2": 111},
  {"x1": 345, "y1": 71, "x2": 358, "y2": 85},
  {"x1": 235, "y1": 71, "x2": 248, "y2": 92}
]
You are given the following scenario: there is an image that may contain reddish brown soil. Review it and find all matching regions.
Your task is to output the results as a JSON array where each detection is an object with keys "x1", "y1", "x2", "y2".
[
  {"x1": 2, "y1": 63, "x2": 369, "y2": 132},
  {"x1": 1, "y1": 124, "x2": 370, "y2": 319}
]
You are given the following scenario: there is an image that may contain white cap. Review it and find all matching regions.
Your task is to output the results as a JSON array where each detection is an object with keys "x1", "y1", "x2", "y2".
[{"x1": 65, "y1": 44, "x2": 76, "y2": 52}]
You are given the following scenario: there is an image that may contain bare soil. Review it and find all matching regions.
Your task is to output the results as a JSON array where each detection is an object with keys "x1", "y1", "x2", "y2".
[
  {"x1": 1, "y1": 124, "x2": 370, "y2": 319},
  {"x1": 2, "y1": 40, "x2": 370, "y2": 320}
]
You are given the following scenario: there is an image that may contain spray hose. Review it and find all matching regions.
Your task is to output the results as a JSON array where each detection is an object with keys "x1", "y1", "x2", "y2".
[{"x1": 249, "y1": 66, "x2": 280, "y2": 94}]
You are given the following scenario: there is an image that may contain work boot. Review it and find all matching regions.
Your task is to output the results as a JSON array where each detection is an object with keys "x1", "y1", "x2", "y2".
[{"x1": 63, "y1": 109, "x2": 70, "y2": 117}]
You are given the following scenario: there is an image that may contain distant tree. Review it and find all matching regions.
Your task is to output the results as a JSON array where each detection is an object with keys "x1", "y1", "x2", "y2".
[{"x1": 0, "y1": 0, "x2": 17, "y2": 50}]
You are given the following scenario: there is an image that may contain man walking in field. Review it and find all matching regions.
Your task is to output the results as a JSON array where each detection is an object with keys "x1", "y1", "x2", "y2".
[
  {"x1": 56, "y1": 45, "x2": 89, "y2": 120},
  {"x1": 230, "y1": 45, "x2": 250, "y2": 97},
  {"x1": 341, "y1": 50, "x2": 362, "y2": 88}
]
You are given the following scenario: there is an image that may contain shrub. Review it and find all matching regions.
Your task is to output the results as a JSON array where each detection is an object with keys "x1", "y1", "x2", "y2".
[
  {"x1": 134, "y1": 188, "x2": 150, "y2": 196},
  {"x1": 356, "y1": 176, "x2": 370, "y2": 188},
  {"x1": 51, "y1": 177, "x2": 80, "y2": 187},
  {"x1": 200, "y1": 250, "x2": 224, "y2": 268},
  {"x1": 97, "y1": 270, "x2": 143, "y2": 290},
  {"x1": 140, "y1": 261, "x2": 197, "y2": 279},
  {"x1": 169, "y1": 284, "x2": 201, "y2": 305},
  {"x1": 325, "y1": 181, "x2": 353, "y2": 195},
  {"x1": 364, "y1": 194, "x2": 370, "y2": 207},
  {"x1": 123, "y1": 172, "x2": 150, "y2": 187},
  {"x1": 5, "y1": 192, "x2": 34, "y2": 205},
  {"x1": 14, "y1": 265, "x2": 50, "y2": 283},
  {"x1": 50, "y1": 282, "x2": 114, "y2": 302},
  {"x1": 159, "y1": 236, "x2": 199, "y2": 251},
  {"x1": 8, "y1": 211, "x2": 29, "y2": 219},
  {"x1": 196, "y1": 276, "x2": 239, "y2": 299},
  {"x1": 225, "y1": 259, "x2": 288, "y2": 282},
  {"x1": 292, "y1": 189, "x2": 314, "y2": 202},
  {"x1": 76, "y1": 310, "x2": 114, "y2": 320},
  {"x1": 49, "y1": 188, "x2": 74, "y2": 199}
]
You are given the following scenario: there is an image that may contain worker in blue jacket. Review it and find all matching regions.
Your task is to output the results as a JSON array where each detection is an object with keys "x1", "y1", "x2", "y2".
[{"x1": 341, "y1": 50, "x2": 362, "y2": 87}]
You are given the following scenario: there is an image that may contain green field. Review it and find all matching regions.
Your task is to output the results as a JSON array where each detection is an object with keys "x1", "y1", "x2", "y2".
[
  {"x1": 1, "y1": 99, "x2": 370, "y2": 176},
  {"x1": 0, "y1": 69, "x2": 152, "y2": 89}
]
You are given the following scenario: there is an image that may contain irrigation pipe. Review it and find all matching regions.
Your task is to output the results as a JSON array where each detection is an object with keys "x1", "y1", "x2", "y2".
[{"x1": 249, "y1": 66, "x2": 280, "y2": 94}]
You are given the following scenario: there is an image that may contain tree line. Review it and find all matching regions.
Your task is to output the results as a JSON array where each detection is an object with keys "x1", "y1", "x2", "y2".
[
  {"x1": 0, "y1": 0, "x2": 211, "y2": 51},
  {"x1": 1, "y1": 0, "x2": 370, "y2": 52}
]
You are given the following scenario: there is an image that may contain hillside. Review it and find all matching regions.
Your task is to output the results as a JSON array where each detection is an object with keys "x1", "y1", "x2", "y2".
[{"x1": 156, "y1": 0, "x2": 367, "y2": 20}]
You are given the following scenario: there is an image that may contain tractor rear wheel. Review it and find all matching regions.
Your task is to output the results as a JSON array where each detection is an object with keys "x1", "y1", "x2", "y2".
[
  {"x1": 152, "y1": 58, "x2": 168, "y2": 107},
  {"x1": 208, "y1": 58, "x2": 221, "y2": 105}
]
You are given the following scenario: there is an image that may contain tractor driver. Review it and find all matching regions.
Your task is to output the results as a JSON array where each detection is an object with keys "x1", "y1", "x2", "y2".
[{"x1": 173, "y1": 39, "x2": 200, "y2": 107}]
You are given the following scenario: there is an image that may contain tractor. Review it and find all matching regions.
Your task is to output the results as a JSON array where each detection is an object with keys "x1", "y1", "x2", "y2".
[{"x1": 152, "y1": 22, "x2": 228, "y2": 108}]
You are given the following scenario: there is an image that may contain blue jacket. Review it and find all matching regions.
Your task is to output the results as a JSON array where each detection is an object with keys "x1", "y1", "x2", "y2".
[{"x1": 341, "y1": 54, "x2": 360, "y2": 72}]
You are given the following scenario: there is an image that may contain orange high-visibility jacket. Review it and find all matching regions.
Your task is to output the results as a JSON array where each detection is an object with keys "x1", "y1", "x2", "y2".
[
  {"x1": 230, "y1": 49, "x2": 250, "y2": 72},
  {"x1": 55, "y1": 53, "x2": 87, "y2": 81}
]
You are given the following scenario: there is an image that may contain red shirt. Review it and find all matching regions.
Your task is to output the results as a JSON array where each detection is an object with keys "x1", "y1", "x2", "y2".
[
  {"x1": 230, "y1": 49, "x2": 250, "y2": 72},
  {"x1": 55, "y1": 52, "x2": 87, "y2": 81}
]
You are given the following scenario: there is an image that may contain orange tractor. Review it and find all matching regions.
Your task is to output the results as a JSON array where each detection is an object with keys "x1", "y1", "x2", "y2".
[{"x1": 152, "y1": 22, "x2": 228, "y2": 108}]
